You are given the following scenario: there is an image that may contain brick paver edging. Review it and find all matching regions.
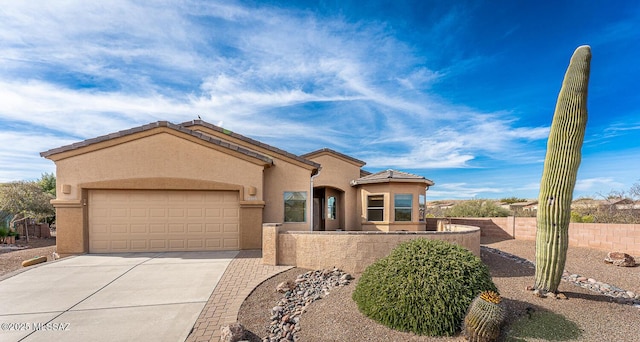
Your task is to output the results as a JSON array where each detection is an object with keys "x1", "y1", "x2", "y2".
[{"x1": 185, "y1": 250, "x2": 293, "y2": 342}]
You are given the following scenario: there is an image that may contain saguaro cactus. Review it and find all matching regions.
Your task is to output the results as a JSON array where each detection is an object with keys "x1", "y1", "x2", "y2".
[{"x1": 535, "y1": 45, "x2": 591, "y2": 293}]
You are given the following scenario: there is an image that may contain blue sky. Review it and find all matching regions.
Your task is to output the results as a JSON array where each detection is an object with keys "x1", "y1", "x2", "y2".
[{"x1": 1, "y1": 1, "x2": 639, "y2": 200}]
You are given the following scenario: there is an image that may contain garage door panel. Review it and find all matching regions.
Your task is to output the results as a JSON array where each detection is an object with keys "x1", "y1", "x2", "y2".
[
  {"x1": 187, "y1": 224, "x2": 203, "y2": 233},
  {"x1": 130, "y1": 208, "x2": 147, "y2": 217},
  {"x1": 89, "y1": 190, "x2": 240, "y2": 253},
  {"x1": 130, "y1": 240, "x2": 148, "y2": 250},
  {"x1": 168, "y1": 240, "x2": 185, "y2": 249},
  {"x1": 149, "y1": 224, "x2": 166, "y2": 233},
  {"x1": 205, "y1": 223, "x2": 221, "y2": 233},
  {"x1": 187, "y1": 208, "x2": 203, "y2": 217},
  {"x1": 223, "y1": 223, "x2": 239, "y2": 233},
  {"x1": 130, "y1": 224, "x2": 147, "y2": 233},
  {"x1": 205, "y1": 239, "x2": 221, "y2": 248},
  {"x1": 205, "y1": 208, "x2": 221, "y2": 217},
  {"x1": 110, "y1": 240, "x2": 129, "y2": 251},
  {"x1": 150, "y1": 209, "x2": 166, "y2": 217},
  {"x1": 223, "y1": 238, "x2": 239, "y2": 248},
  {"x1": 111, "y1": 224, "x2": 128, "y2": 233},
  {"x1": 149, "y1": 240, "x2": 167, "y2": 249}
]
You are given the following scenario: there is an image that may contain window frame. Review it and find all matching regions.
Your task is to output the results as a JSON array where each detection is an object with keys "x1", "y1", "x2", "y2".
[
  {"x1": 367, "y1": 194, "x2": 385, "y2": 222},
  {"x1": 394, "y1": 193, "x2": 413, "y2": 222},
  {"x1": 283, "y1": 191, "x2": 307, "y2": 223}
]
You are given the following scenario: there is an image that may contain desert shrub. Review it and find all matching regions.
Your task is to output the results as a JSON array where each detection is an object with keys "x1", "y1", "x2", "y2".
[
  {"x1": 445, "y1": 200, "x2": 511, "y2": 217},
  {"x1": 352, "y1": 239, "x2": 497, "y2": 336},
  {"x1": 571, "y1": 211, "x2": 595, "y2": 223},
  {"x1": 0, "y1": 227, "x2": 8, "y2": 244}
]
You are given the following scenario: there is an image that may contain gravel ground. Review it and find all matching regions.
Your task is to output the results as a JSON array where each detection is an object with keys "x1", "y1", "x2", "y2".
[
  {"x1": 239, "y1": 238, "x2": 640, "y2": 341},
  {"x1": 0, "y1": 238, "x2": 57, "y2": 278}
]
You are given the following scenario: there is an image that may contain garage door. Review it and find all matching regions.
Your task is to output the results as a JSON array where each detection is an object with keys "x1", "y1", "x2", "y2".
[{"x1": 89, "y1": 190, "x2": 240, "y2": 253}]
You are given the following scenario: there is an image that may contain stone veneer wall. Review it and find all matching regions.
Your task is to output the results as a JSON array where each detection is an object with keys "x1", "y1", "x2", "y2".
[
  {"x1": 426, "y1": 217, "x2": 640, "y2": 256},
  {"x1": 262, "y1": 223, "x2": 480, "y2": 273}
]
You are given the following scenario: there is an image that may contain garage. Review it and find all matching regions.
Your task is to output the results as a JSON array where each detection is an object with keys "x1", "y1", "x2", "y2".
[{"x1": 89, "y1": 189, "x2": 240, "y2": 253}]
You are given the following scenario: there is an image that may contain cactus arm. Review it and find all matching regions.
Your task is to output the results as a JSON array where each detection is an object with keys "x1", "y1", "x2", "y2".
[{"x1": 534, "y1": 45, "x2": 591, "y2": 293}]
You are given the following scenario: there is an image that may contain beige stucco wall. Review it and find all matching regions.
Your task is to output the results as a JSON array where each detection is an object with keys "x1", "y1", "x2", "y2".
[
  {"x1": 49, "y1": 129, "x2": 269, "y2": 254},
  {"x1": 263, "y1": 225, "x2": 481, "y2": 273},
  {"x1": 54, "y1": 131, "x2": 265, "y2": 201},
  {"x1": 357, "y1": 182, "x2": 427, "y2": 231},
  {"x1": 263, "y1": 161, "x2": 313, "y2": 232},
  {"x1": 191, "y1": 126, "x2": 316, "y2": 232},
  {"x1": 305, "y1": 153, "x2": 362, "y2": 230},
  {"x1": 52, "y1": 201, "x2": 86, "y2": 256}
]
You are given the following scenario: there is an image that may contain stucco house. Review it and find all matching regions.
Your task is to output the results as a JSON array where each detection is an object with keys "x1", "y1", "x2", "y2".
[{"x1": 41, "y1": 120, "x2": 434, "y2": 256}]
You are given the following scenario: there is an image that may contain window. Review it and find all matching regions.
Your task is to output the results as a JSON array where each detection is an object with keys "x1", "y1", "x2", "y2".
[
  {"x1": 284, "y1": 192, "x2": 306, "y2": 222},
  {"x1": 327, "y1": 196, "x2": 337, "y2": 220},
  {"x1": 419, "y1": 194, "x2": 426, "y2": 221},
  {"x1": 394, "y1": 194, "x2": 412, "y2": 221},
  {"x1": 367, "y1": 195, "x2": 384, "y2": 221}
]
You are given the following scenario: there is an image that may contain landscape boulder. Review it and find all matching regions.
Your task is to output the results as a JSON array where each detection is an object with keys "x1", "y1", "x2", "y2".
[
  {"x1": 604, "y1": 252, "x2": 636, "y2": 267},
  {"x1": 220, "y1": 322, "x2": 245, "y2": 342}
]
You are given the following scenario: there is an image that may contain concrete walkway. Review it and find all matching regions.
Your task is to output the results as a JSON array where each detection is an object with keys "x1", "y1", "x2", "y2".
[
  {"x1": 185, "y1": 250, "x2": 292, "y2": 342},
  {"x1": 0, "y1": 251, "x2": 237, "y2": 342}
]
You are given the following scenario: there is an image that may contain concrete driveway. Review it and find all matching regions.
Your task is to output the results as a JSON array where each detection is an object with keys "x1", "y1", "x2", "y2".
[{"x1": 0, "y1": 251, "x2": 237, "y2": 342}]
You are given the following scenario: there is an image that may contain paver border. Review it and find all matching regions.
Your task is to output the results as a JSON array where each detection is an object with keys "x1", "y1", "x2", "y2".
[{"x1": 185, "y1": 250, "x2": 292, "y2": 342}]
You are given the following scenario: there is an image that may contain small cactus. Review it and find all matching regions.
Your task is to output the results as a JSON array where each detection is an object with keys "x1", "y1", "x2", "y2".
[{"x1": 463, "y1": 291, "x2": 505, "y2": 342}]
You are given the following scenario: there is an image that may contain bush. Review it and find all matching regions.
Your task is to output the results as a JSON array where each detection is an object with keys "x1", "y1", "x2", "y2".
[
  {"x1": 445, "y1": 200, "x2": 511, "y2": 217},
  {"x1": 352, "y1": 239, "x2": 497, "y2": 336},
  {"x1": 0, "y1": 227, "x2": 8, "y2": 243}
]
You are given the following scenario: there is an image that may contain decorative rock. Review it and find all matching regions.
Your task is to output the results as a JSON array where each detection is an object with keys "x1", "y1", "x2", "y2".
[
  {"x1": 220, "y1": 322, "x2": 245, "y2": 342},
  {"x1": 276, "y1": 280, "x2": 295, "y2": 293},
  {"x1": 266, "y1": 268, "x2": 352, "y2": 340},
  {"x1": 532, "y1": 289, "x2": 546, "y2": 298},
  {"x1": 604, "y1": 252, "x2": 637, "y2": 267},
  {"x1": 556, "y1": 293, "x2": 568, "y2": 300},
  {"x1": 481, "y1": 246, "x2": 640, "y2": 310},
  {"x1": 340, "y1": 273, "x2": 353, "y2": 281}
]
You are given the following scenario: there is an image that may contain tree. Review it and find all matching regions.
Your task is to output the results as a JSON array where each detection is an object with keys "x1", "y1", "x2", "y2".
[
  {"x1": 534, "y1": 46, "x2": 590, "y2": 294},
  {"x1": 0, "y1": 180, "x2": 55, "y2": 242},
  {"x1": 38, "y1": 172, "x2": 56, "y2": 197},
  {"x1": 628, "y1": 182, "x2": 640, "y2": 201}
]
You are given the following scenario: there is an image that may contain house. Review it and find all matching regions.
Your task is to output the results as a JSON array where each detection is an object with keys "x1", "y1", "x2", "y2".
[
  {"x1": 505, "y1": 200, "x2": 538, "y2": 212},
  {"x1": 40, "y1": 120, "x2": 434, "y2": 255}
]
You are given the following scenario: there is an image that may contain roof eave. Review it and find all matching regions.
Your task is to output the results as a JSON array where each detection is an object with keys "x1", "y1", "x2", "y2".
[{"x1": 351, "y1": 178, "x2": 435, "y2": 186}]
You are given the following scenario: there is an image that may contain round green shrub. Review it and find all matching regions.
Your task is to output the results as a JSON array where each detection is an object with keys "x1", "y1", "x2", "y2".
[{"x1": 352, "y1": 238, "x2": 497, "y2": 336}]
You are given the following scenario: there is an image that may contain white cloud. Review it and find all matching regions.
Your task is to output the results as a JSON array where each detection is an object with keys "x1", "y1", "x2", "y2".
[
  {"x1": 0, "y1": 0, "x2": 556, "y2": 183},
  {"x1": 574, "y1": 177, "x2": 624, "y2": 192},
  {"x1": 426, "y1": 182, "x2": 504, "y2": 200},
  {"x1": 0, "y1": 131, "x2": 75, "y2": 182}
]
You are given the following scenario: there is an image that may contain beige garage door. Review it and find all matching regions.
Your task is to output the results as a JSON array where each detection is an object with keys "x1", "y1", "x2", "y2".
[{"x1": 89, "y1": 190, "x2": 239, "y2": 253}]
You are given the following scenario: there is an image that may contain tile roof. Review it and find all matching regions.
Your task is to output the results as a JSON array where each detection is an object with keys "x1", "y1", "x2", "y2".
[
  {"x1": 351, "y1": 169, "x2": 435, "y2": 186},
  {"x1": 300, "y1": 148, "x2": 366, "y2": 167},
  {"x1": 40, "y1": 121, "x2": 274, "y2": 165},
  {"x1": 180, "y1": 120, "x2": 320, "y2": 169}
]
